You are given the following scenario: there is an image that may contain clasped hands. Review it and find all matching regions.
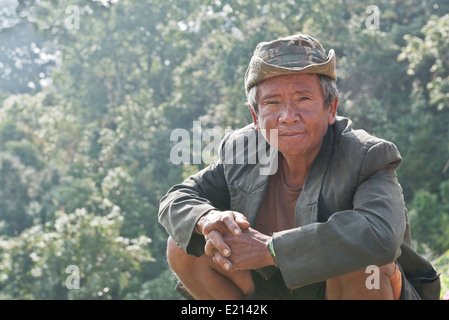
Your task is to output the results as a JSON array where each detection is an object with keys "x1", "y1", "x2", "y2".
[{"x1": 195, "y1": 210, "x2": 274, "y2": 271}]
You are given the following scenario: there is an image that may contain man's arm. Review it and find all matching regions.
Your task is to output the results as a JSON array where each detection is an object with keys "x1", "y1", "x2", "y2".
[
  {"x1": 158, "y1": 130, "x2": 252, "y2": 258},
  {"x1": 272, "y1": 140, "x2": 407, "y2": 289},
  {"x1": 158, "y1": 158, "x2": 230, "y2": 255}
]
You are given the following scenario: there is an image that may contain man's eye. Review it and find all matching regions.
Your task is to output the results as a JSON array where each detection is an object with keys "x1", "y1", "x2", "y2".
[
  {"x1": 266, "y1": 101, "x2": 279, "y2": 105},
  {"x1": 298, "y1": 97, "x2": 310, "y2": 101}
]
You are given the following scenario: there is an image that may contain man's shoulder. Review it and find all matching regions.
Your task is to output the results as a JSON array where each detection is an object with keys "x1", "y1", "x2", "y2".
[
  {"x1": 332, "y1": 117, "x2": 402, "y2": 178},
  {"x1": 219, "y1": 123, "x2": 266, "y2": 160},
  {"x1": 223, "y1": 123, "x2": 258, "y2": 141},
  {"x1": 334, "y1": 116, "x2": 398, "y2": 155}
]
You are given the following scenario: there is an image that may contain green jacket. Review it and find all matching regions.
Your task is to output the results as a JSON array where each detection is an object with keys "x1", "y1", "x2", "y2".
[{"x1": 159, "y1": 117, "x2": 440, "y2": 299}]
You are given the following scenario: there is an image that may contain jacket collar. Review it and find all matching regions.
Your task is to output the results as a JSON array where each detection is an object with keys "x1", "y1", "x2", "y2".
[{"x1": 295, "y1": 124, "x2": 335, "y2": 226}]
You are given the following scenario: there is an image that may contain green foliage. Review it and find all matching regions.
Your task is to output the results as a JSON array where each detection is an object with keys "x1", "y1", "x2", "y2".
[
  {"x1": 409, "y1": 182, "x2": 449, "y2": 254},
  {"x1": 400, "y1": 14, "x2": 449, "y2": 110},
  {"x1": 398, "y1": 12, "x2": 449, "y2": 256},
  {"x1": 126, "y1": 268, "x2": 183, "y2": 300},
  {"x1": 0, "y1": 153, "x2": 33, "y2": 236},
  {"x1": 0, "y1": 120, "x2": 26, "y2": 143},
  {"x1": 433, "y1": 251, "x2": 449, "y2": 300},
  {"x1": 0, "y1": 207, "x2": 153, "y2": 299},
  {"x1": 0, "y1": 0, "x2": 448, "y2": 299},
  {"x1": 4, "y1": 140, "x2": 46, "y2": 170}
]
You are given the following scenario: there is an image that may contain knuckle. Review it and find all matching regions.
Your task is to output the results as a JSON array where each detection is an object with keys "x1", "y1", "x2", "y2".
[
  {"x1": 223, "y1": 210, "x2": 235, "y2": 219},
  {"x1": 202, "y1": 221, "x2": 216, "y2": 233}
]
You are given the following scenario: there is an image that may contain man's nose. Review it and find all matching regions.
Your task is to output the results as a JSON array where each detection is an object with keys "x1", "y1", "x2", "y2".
[{"x1": 279, "y1": 103, "x2": 300, "y2": 125}]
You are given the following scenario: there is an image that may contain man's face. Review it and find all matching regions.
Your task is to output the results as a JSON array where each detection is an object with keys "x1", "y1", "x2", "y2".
[{"x1": 251, "y1": 73, "x2": 337, "y2": 159}]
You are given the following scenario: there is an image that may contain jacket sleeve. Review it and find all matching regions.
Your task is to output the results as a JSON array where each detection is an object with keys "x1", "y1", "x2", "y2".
[
  {"x1": 158, "y1": 136, "x2": 231, "y2": 256},
  {"x1": 273, "y1": 140, "x2": 407, "y2": 289}
]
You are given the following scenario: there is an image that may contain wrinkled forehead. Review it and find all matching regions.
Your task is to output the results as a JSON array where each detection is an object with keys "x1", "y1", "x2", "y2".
[{"x1": 257, "y1": 73, "x2": 323, "y2": 97}]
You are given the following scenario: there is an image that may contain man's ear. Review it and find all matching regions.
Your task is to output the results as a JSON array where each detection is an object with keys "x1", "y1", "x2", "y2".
[
  {"x1": 328, "y1": 97, "x2": 338, "y2": 125},
  {"x1": 249, "y1": 105, "x2": 260, "y2": 131}
]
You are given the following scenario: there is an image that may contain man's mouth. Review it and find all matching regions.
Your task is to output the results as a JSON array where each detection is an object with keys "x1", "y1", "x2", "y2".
[{"x1": 280, "y1": 132, "x2": 304, "y2": 138}]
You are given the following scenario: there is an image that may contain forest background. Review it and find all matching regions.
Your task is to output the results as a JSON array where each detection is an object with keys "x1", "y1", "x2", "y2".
[{"x1": 0, "y1": 0, "x2": 448, "y2": 299}]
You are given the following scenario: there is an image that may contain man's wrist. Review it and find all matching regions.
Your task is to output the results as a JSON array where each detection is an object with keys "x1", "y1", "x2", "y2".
[
  {"x1": 193, "y1": 223, "x2": 202, "y2": 235},
  {"x1": 194, "y1": 211, "x2": 211, "y2": 235}
]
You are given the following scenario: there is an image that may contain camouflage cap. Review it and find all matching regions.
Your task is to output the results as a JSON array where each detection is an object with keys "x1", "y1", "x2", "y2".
[{"x1": 245, "y1": 34, "x2": 337, "y2": 95}]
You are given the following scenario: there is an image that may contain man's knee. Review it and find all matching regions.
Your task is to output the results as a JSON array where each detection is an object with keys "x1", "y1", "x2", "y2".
[
  {"x1": 166, "y1": 237, "x2": 255, "y2": 299},
  {"x1": 340, "y1": 262, "x2": 396, "y2": 283},
  {"x1": 326, "y1": 262, "x2": 397, "y2": 300},
  {"x1": 166, "y1": 236, "x2": 178, "y2": 262},
  {"x1": 166, "y1": 236, "x2": 192, "y2": 272}
]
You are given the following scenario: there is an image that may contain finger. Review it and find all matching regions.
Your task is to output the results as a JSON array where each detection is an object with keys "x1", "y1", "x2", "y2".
[
  {"x1": 221, "y1": 212, "x2": 244, "y2": 236},
  {"x1": 200, "y1": 210, "x2": 249, "y2": 236},
  {"x1": 200, "y1": 212, "x2": 230, "y2": 236},
  {"x1": 212, "y1": 251, "x2": 232, "y2": 271},
  {"x1": 206, "y1": 230, "x2": 231, "y2": 257},
  {"x1": 204, "y1": 239, "x2": 217, "y2": 256}
]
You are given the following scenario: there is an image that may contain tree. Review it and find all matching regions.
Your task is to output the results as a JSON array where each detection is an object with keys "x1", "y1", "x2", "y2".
[
  {"x1": 409, "y1": 181, "x2": 449, "y2": 254},
  {"x1": 0, "y1": 2, "x2": 57, "y2": 95},
  {"x1": 0, "y1": 153, "x2": 34, "y2": 236},
  {"x1": 398, "y1": 13, "x2": 449, "y2": 255},
  {"x1": 397, "y1": 13, "x2": 449, "y2": 201},
  {"x1": 0, "y1": 207, "x2": 153, "y2": 299},
  {"x1": 1, "y1": 0, "x2": 448, "y2": 299}
]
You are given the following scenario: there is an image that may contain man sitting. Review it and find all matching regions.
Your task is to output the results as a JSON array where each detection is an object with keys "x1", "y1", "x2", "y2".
[{"x1": 159, "y1": 34, "x2": 440, "y2": 300}]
